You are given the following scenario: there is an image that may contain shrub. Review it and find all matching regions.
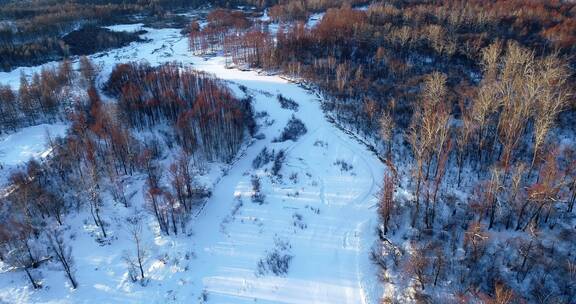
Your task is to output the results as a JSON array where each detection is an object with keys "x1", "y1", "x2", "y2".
[
  {"x1": 271, "y1": 150, "x2": 286, "y2": 178},
  {"x1": 256, "y1": 238, "x2": 293, "y2": 277},
  {"x1": 252, "y1": 147, "x2": 274, "y2": 169},
  {"x1": 251, "y1": 175, "x2": 265, "y2": 204},
  {"x1": 277, "y1": 94, "x2": 299, "y2": 111},
  {"x1": 273, "y1": 115, "x2": 307, "y2": 142}
]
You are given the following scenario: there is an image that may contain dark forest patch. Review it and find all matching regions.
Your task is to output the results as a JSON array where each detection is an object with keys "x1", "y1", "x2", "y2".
[{"x1": 63, "y1": 25, "x2": 145, "y2": 56}]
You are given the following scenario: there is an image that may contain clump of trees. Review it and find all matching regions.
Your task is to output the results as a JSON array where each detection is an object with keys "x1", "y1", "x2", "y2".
[
  {"x1": 62, "y1": 25, "x2": 143, "y2": 56},
  {"x1": 273, "y1": 115, "x2": 307, "y2": 142},
  {"x1": 105, "y1": 62, "x2": 255, "y2": 162},
  {"x1": 276, "y1": 94, "x2": 299, "y2": 111},
  {"x1": 189, "y1": 9, "x2": 253, "y2": 55},
  {"x1": 0, "y1": 56, "x2": 99, "y2": 133}
]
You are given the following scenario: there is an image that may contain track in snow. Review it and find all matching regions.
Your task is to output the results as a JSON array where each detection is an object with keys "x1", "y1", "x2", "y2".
[{"x1": 186, "y1": 56, "x2": 384, "y2": 304}]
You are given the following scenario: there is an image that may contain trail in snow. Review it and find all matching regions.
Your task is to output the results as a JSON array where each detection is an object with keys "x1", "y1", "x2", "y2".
[
  {"x1": 0, "y1": 24, "x2": 384, "y2": 304},
  {"x1": 186, "y1": 56, "x2": 384, "y2": 304}
]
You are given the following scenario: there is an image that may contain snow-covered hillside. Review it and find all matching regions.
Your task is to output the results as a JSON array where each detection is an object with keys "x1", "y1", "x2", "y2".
[{"x1": 0, "y1": 23, "x2": 384, "y2": 303}]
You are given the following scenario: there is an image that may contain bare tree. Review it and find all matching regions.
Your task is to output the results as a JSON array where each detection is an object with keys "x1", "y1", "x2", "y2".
[
  {"x1": 429, "y1": 137, "x2": 452, "y2": 227},
  {"x1": 515, "y1": 238, "x2": 534, "y2": 282},
  {"x1": 506, "y1": 163, "x2": 526, "y2": 229},
  {"x1": 379, "y1": 173, "x2": 395, "y2": 235},
  {"x1": 404, "y1": 244, "x2": 429, "y2": 290},
  {"x1": 486, "y1": 166, "x2": 503, "y2": 229},
  {"x1": 123, "y1": 217, "x2": 147, "y2": 284},
  {"x1": 58, "y1": 59, "x2": 75, "y2": 86},
  {"x1": 472, "y1": 41, "x2": 502, "y2": 168},
  {"x1": 48, "y1": 230, "x2": 77, "y2": 289},
  {"x1": 481, "y1": 281, "x2": 517, "y2": 304},
  {"x1": 406, "y1": 113, "x2": 426, "y2": 227},
  {"x1": 432, "y1": 246, "x2": 446, "y2": 287},
  {"x1": 169, "y1": 152, "x2": 194, "y2": 212},
  {"x1": 87, "y1": 164, "x2": 107, "y2": 239},
  {"x1": 496, "y1": 42, "x2": 536, "y2": 170},
  {"x1": 79, "y1": 56, "x2": 96, "y2": 87},
  {"x1": 379, "y1": 111, "x2": 395, "y2": 159},
  {"x1": 0, "y1": 221, "x2": 42, "y2": 289},
  {"x1": 456, "y1": 99, "x2": 475, "y2": 187},
  {"x1": 522, "y1": 150, "x2": 564, "y2": 230},
  {"x1": 530, "y1": 55, "x2": 571, "y2": 172},
  {"x1": 407, "y1": 72, "x2": 450, "y2": 227},
  {"x1": 336, "y1": 62, "x2": 350, "y2": 93},
  {"x1": 464, "y1": 221, "x2": 489, "y2": 263}
]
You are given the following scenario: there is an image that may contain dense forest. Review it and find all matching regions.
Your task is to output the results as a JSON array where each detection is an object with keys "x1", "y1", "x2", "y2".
[
  {"x1": 104, "y1": 62, "x2": 255, "y2": 160},
  {"x1": 189, "y1": 1, "x2": 576, "y2": 302}
]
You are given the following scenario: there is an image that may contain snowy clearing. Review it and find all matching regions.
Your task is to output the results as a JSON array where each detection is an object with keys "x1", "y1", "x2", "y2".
[{"x1": 0, "y1": 123, "x2": 68, "y2": 167}]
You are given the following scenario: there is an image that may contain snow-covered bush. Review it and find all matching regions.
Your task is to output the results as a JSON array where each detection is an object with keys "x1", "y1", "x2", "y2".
[
  {"x1": 289, "y1": 172, "x2": 298, "y2": 183},
  {"x1": 334, "y1": 160, "x2": 353, "y2": 172},
  {"x1": 276, "y1": 94, "x2": 299, "y2": 111},
  {"x1": 273, "y1": 115, "x2": 307, "y2": 142},
  {"x1": 251, "y1": 175, "x2": 265, "y2": 204},
  {"x1": 252, "y1": 147, "x2": 274, "y2": 169},
  {"x1": 292, "y1": 213, "x2": 307, "y2": 230},
  {"x1": 257, "y1": 251, "x2": 293, "y2": 276},
  {"x1": 271, "y1": 150, "x2": 286, "y2": 178},
  {"x1": 256, "y1": 237, "x2": 293, "y2": 277}
]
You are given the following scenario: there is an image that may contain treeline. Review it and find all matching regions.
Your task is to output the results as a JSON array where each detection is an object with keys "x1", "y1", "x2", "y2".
[
  {"x1": 0, "y1": 26, "x2": 143, "y2": 71},
  {"x1": 104, "y1": 62, "x2": 255, "y2": 161},
  {"x1": 211, "y1": 0, "x2": 368, "y2": 13},
  {"x1": 267, "y1": 0, "x2": 369, "y2": 22},
  {"x1": 0, "y1": 0, "x2": 198, "y2": 41},
  {"x1": 62, "y1": 25, "x2": 144, "y2": 56},
  {"x1": 0, "y1": 1, "x2": 139, "y2": 43},
  {"x1": 0, "y1": 38, "x2": 69, "y2": 72},
  {"x1": 0, "y1": 59, "x2": 255, "y2": 289}
]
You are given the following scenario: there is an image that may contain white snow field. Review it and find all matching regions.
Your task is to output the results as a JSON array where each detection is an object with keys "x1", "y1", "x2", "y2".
[
  {"x1": 0, "y1": 22, "x2": 384, "y2": 304},
  {"x1": 0, "y1": 123, "x2": 68, "y2": 166}
]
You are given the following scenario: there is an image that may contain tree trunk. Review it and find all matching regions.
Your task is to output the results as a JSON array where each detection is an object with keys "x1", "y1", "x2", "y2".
[
  {"x1": 515, "y1": 201, "x2": 529, "y2": 231},
  {"x1": 24, "y1": 267, "x2": 39, "y2": 289}
]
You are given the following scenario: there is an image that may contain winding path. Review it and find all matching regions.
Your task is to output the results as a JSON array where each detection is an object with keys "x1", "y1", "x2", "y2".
[{"x1": 186, "y1": 56, "x2": 385, "y2": 304}]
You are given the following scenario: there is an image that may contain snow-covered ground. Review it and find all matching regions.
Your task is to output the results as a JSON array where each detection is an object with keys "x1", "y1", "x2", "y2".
[
  {"x1": 0, "y1": 123, "x2": 68, "y2": 167},
  {"x1": 103, "y1": 23, "x2": 145, "y2": 33},
  {"x1": 0, "y1": 20, "x2": 384, "y2": 304}
]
